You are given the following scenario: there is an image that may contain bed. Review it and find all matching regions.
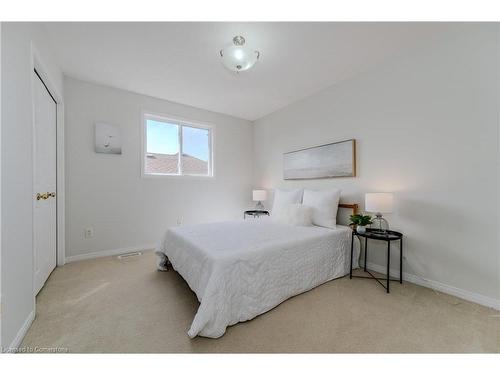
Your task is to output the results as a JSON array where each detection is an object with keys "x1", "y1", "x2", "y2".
[{"x1": 155, "y1": 204, "x2": 360, "y2": 338}]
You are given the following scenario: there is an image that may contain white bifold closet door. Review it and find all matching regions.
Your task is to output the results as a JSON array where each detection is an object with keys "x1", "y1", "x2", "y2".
[{"x1": 33, "y1": 70, "x2": 57, "y2": 295}]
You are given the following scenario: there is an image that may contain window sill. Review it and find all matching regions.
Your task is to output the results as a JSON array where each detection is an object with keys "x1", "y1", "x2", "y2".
[{"x1": 142, "y1": 173, "x2": 215, "y2": 180}]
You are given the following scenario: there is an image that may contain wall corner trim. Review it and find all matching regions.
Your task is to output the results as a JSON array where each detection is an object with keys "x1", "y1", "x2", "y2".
[
  {"x1": 65, "y1": 244, "x2": 157, "y2": 263},
  {"x1": 365, "y1": 262, "x2": 500, "y2": 311},
  {"x1": 3, "y1": 310, "x2": 35, "y2": 353}
]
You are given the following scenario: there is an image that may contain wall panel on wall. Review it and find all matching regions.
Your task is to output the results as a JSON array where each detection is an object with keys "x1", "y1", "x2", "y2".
[
  {"x1": 1, "y1": 22, "x2": 63, "y2": 349},
  {"x1": 64, "y1": 78, "x2": 254, "y2": 259},
  {"x1": 253, "y1": 25, "x2": 500, "y2": 304}
]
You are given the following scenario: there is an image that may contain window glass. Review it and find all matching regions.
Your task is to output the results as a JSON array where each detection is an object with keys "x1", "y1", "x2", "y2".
[
  {"x1": 182, "y1": 126, "x2": 210, "y2": 175},
  {"x1": 145, "y1": 119, "x2": 179, "y2": 174}
]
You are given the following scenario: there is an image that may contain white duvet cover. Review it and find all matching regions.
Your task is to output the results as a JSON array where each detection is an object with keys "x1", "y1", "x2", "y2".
[{"x1": 156, "y1": 218, "x2": 360, "y2": 338}]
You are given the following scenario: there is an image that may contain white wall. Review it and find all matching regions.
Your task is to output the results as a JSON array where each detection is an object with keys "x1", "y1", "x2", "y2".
[
  {"x1": 64, "y1": 77, "x2": 253, "y2": 260},
  {"x1": 1, "y1": 23, "x2": 63, "y2": 349},
  {"x1": 253, "y1": 25, "x2": 500, "y2": 306}
]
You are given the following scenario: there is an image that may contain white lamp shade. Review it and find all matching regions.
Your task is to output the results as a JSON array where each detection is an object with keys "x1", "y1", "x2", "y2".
[
  {"x1": 365, "y1": 193, "x2": 394, "y2": 213},
  {"x1": 253, "y1": 190, "x2": 267, "y2": 202}
]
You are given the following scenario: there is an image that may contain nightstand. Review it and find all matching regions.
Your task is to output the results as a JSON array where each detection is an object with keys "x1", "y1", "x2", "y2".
[
  {"x1": 244, "y1": 210, "x2": 270, "y2": 219},
  {"x1": 349, "y1": 228, "x2": 403, "y2": 293}
]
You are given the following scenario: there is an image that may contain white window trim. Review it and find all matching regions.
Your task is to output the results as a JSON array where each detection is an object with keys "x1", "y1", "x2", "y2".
[{"x1": 141, "y1": 111, "x2": 215, "y2": 179}]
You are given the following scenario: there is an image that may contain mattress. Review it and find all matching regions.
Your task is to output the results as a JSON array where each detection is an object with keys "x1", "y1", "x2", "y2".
[{"x1": 156, "y1": 218, "x2": 360, "y2": 338}]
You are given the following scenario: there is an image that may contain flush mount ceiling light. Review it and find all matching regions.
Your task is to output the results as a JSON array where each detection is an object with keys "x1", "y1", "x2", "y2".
[{"x1": 220, "y1": 35, "x2": 260, "y2": 72}]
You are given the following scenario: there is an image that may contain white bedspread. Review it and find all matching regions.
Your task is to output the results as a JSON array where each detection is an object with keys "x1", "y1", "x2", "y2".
[{"x1": 156, "y1": 218, "x2": 360, "y2": 338}]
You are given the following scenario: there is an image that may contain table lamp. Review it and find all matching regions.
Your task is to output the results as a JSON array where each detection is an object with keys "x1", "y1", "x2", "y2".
[
  {"x1": 252, "y1": 190, "x2": 267, "y2": 211},
  {"x1": 365, "y1": 193, "x2": 394, "y2": 232}
]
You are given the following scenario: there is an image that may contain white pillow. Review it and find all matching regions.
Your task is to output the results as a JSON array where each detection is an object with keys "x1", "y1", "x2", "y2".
[
  {"x1": 302, "y1": 189, "x2": 341, "y2": 228},
  {"x1": 287, "y1": 204, "x2": 313, "y2": 226},
  {"x1": 271, "y1": 188, "x2": 303, "y2": 220}
]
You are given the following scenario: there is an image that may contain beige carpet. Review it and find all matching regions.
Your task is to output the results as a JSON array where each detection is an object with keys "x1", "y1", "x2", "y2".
[{"x1": 21, "y1": 250, "x2": 499, "y2": 353}]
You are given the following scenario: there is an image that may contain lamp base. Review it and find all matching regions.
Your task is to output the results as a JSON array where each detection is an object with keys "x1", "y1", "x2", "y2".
[
  {"x1": 255, "y1": 201, "x2": 265, "y2": 211},
  {"x1": 372, "y1": 213, "x2": 389, "y2": 232}
]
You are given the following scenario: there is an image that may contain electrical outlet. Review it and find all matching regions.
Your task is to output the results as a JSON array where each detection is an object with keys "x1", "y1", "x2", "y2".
[
  {"x1": 176, "y1": 217, "x2": 183, "y2": 226},
  {"x1": 84, "y1": 227, "x2": 94, "y2": 239}
]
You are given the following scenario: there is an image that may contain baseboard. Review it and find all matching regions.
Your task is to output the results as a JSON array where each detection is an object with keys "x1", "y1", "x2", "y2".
[
  {"x1": 65, "y1": 244, "x2": 156, "y2": 263},
  {"x1": 365, "y1": 261, "x2": 500, "y2": 310},
  {"x1": 3, "y1": 310, "x2": 35, "y2": 353}
]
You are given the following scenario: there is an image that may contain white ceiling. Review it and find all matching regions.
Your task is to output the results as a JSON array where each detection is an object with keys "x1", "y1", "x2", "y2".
[{"x1": 42, "y1": 22, "x2": 462, "y2": 121}]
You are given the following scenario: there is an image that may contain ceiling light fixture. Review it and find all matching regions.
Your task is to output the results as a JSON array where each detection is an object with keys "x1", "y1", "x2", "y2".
[{"x1": 220, "y1": 36, "x2": 260, "y2": 73}]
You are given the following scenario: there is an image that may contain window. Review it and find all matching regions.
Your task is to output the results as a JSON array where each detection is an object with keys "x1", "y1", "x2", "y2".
[{"x1": 143, "y1": 114, "x2": 213, "y2": 177}]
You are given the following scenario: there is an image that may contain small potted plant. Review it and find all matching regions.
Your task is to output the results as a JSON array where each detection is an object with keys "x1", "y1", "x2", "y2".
[{"x1": 349, "y1": 214, "x2": 373, "y2": 234}]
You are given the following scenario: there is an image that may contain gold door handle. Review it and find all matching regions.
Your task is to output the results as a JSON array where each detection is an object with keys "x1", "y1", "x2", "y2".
[
  {"x1": 36, "y1": 192, "x2": 56, "y2": 200},
  {"x1": 37, "y1": 192, "x2": 49, "y2": 200}
]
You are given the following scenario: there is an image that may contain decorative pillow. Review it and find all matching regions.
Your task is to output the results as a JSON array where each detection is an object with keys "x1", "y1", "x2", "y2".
[
  {"x1": 271, "y1": 188, "x2": 303, "y2": 220},
  {"x1": 287, "y1": 204, "x2": 313, "y2": 226},
  {"x1": 302, "y1": 189, "x2": 341, "y2": 228}
]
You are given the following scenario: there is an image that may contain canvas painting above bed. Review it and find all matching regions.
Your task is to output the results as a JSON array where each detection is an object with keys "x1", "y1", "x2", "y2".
[{"x1": 283, "y1": 139, "x2": 356, "y2": 179}]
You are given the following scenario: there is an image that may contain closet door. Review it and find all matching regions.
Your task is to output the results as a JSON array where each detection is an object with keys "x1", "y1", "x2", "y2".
[{"x1": 33, "y1": 70, "x2": 57, "y2": 295}]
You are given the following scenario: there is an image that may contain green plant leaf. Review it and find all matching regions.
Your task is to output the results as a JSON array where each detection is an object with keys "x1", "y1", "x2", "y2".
[{"x1": 349, "y1": 214, "x2": 363, "y2": 225}]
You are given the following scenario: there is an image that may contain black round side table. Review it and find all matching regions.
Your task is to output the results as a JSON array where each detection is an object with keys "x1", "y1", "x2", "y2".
[
  {"x1": 349, "y1": 228, "x2": 403, "y2": 293},
  {"x1": 244, "y1": 210, "x2": 270, "y2": 219}
]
